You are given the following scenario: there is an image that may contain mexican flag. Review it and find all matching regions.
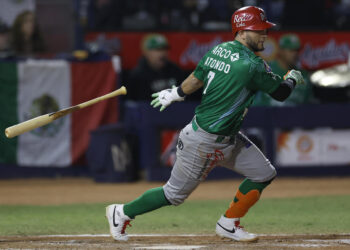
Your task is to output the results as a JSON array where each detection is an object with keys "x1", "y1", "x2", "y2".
[{"x1": 0, "y1": 59, "x2": 118, "y2": 167}]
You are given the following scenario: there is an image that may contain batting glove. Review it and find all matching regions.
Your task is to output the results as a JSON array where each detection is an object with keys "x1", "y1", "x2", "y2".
[
  {"x1": 283, "y1": 70, "x2": 305, "y2": 85},
  {"x1": 151, "y1": 86, "x2": 185, "y2": 111}
]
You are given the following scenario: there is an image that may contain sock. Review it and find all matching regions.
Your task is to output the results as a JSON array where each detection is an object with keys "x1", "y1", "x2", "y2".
[
  {"x1": 225, "y1": 178, "x2": 272, "y2": 218},
  {"x1": 123, "y1": 187, "x2": 171, "y2": 219}
]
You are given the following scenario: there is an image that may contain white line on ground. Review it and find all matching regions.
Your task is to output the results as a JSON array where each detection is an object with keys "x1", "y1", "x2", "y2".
[
  {"x1": 258, "y1": 233, "x2": 350, "y2": 237},
  {"x1": 4, "y1": 234, "x2": 350, "y2": 250},
  {"x1": 32, "y1": 233, "x2": 350, "y2": 238},
  {"x1": 305, "y1": 239, "x2": 350, "y2": 245},
  {"x1": 34, "y1": 234, "x2": 213, "y2": 238}
]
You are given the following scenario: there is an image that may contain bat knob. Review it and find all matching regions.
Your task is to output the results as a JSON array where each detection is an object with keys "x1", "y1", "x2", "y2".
[{"x1": 5, "y1": 128, "x2": 11, "y2": 138}]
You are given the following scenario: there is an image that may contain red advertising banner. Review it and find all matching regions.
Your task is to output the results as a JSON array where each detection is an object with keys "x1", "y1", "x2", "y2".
[{"x1": 86, "y1": 32, "x2": 350, "y2": 71}]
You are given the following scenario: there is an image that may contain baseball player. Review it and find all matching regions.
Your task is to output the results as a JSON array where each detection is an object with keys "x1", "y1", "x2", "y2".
[{"x1": 106, "y1": 6, "x2": 304, "y2": 242}]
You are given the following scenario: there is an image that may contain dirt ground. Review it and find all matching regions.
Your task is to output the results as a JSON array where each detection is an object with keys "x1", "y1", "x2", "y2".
[
  {"x1": 1, "y1": 234, "x2": 350, "y2": 249},
  {"x1": 0, "y1": 177, "x2": 350, "y2": 249},
  {"x1": 1, "y1": 177, "x2": 350, "y2": 205}
]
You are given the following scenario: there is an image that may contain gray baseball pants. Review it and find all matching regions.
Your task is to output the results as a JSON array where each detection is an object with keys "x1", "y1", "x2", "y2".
[{"x1": 163, "y1": 119, "x2": 276, "y2": 205}]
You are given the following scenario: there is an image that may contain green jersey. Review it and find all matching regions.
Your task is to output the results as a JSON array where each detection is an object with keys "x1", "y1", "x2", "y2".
[{"x1": 193, "y1": 40, "x2": 281, "y2": 136}]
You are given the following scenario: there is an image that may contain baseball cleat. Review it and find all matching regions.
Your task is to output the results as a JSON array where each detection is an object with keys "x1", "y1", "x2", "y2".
[
  {"x1": 215, "y1": 215, "x2": 258, "y2": 242},
  {"x1": 105, "y1": 204, "x2": 132, "y2": 241}
]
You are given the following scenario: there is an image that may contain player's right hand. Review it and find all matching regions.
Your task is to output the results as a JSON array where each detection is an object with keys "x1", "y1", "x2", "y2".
[
  {"x1": 151, "y1": 86, "x2": 185, "y2": 112},
  {"x1": 283, "y1": 70, "x2": 305, "y2": 85}
]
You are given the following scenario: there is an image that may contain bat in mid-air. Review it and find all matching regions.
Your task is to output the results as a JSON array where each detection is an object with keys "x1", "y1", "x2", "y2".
[{"x1": 5, "y1": 86, "x2": 127, "y2": 138}]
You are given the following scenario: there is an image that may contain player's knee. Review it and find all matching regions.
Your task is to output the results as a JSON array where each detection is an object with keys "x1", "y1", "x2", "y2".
[
  {"x1": 268, "y1": 166, "x2": 277, "y2": 181},
  {"x1": 163, "y1": 192, "x2": 187, "y2": 206},
  {"x1": 245, "y1": 174, "x2": 275, "y2": 194},
  {"x1": 166, "y1": 196, "x2": 186, "y2": 206},
  {"x1": 259, "y1": 167, "x2": 276, "y2": 188},
  {"x1": 163, "y1": 184, "x2": 188, "y2": 206},
  {"x1": 264, "y1": 166, "x2": 276, "y2": 183},
  {"x1": 252, "y1": 163, "x2": 277, "y2": 183}
]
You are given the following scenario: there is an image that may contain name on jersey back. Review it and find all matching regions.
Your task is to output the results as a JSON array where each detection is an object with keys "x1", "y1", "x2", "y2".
[{"x1": 203, "y1": 46, "x2": 240, "y2": 74}]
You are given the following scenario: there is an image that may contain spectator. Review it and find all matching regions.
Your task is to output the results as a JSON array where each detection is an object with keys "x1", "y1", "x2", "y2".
[
  {"x1": 254, "y1": 34, "x2": 314, "y2": 106},
  {"x1": 126, "y1": 34, "x2": 186, "y2": 101},
  {"x1": 11, "y1": 10, "x2": 45, "y2": 56}
]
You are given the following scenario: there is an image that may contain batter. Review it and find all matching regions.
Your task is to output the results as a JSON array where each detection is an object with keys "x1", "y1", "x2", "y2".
[{"x1": 106, "y1": 6, "x2": 304, "y2": 242}]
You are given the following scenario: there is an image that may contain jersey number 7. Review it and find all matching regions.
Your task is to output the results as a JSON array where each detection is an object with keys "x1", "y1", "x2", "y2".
[{"x1": 203, "y1": 71, "x2": 215, "y2": 94}]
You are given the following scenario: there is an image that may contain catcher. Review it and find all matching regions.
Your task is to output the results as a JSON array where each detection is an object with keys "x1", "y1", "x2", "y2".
[{"x1": 106, "y1": 6, "x2": 304, "y2": 242}]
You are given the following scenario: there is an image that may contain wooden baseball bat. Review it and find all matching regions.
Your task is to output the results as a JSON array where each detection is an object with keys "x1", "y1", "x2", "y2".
[{"x1": 5, "y1": 86, "x2": 127, "y2": 138}]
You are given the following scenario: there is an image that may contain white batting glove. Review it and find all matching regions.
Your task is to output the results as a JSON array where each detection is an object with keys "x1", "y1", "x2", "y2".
[
  {"x1": 151, "y1": 86, "x2": 185, "y2": 111},
  {"x1": 283, "y1": 69, "x2": 305, "y2": 85}
]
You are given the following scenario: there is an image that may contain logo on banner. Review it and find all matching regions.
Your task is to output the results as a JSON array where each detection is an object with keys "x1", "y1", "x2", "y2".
[
  {"x1": 180, "y1": 37, "x2": 222, "y2": 65},
  {"x1": 300, "y1": 39, "x2": 350, "y2": 69},
  {"x1": 296, "y1": 135, "x2": 313, "y2": 154},
  {"x1": 24, "y1": 94, "x2": 64, "y2": 137},
  {"x1": 277, "y1": 132, "x2": 290, "y2": 151}
]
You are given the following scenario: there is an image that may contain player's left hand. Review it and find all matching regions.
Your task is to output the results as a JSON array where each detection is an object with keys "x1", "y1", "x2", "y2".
[
  {"x1": 151, "y1": 86, "x2": 185, "y2": 111},
  {"x1": 283, "y1": 70, "x2": 305, "y2": 85}
]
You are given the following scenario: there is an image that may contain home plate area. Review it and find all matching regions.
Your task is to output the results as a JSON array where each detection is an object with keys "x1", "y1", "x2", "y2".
[{"x1": 1, "y1": 234, "x2": 350, "y2": 249}]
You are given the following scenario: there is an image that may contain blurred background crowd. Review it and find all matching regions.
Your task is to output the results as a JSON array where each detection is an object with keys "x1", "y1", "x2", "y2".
[
  {"x1": 1, "y1": 0, "x2": 350, "y2": 180},
  {"x1": 86, "y1": 0, "x2": 350, "y2": 31},
  {"x1": 1, "y1": 0, "x2": 350, "y2": 52},
  {"x1": 0, "y1": 0, "x2": 350, "y2": 104}
]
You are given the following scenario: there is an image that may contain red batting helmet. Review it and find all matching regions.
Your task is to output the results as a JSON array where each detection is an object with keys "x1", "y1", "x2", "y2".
[{"x1": 231, "y1": 6, "x2": 275, "y2": 35}]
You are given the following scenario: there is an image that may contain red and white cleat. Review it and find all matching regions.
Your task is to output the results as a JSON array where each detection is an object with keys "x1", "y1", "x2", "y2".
[
  {"x1": 105, "y1": 204, "x2": 132, "y2": 241},
  {"x1": 216, "y1": 215, "x2": 258, "y2": 242}
]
